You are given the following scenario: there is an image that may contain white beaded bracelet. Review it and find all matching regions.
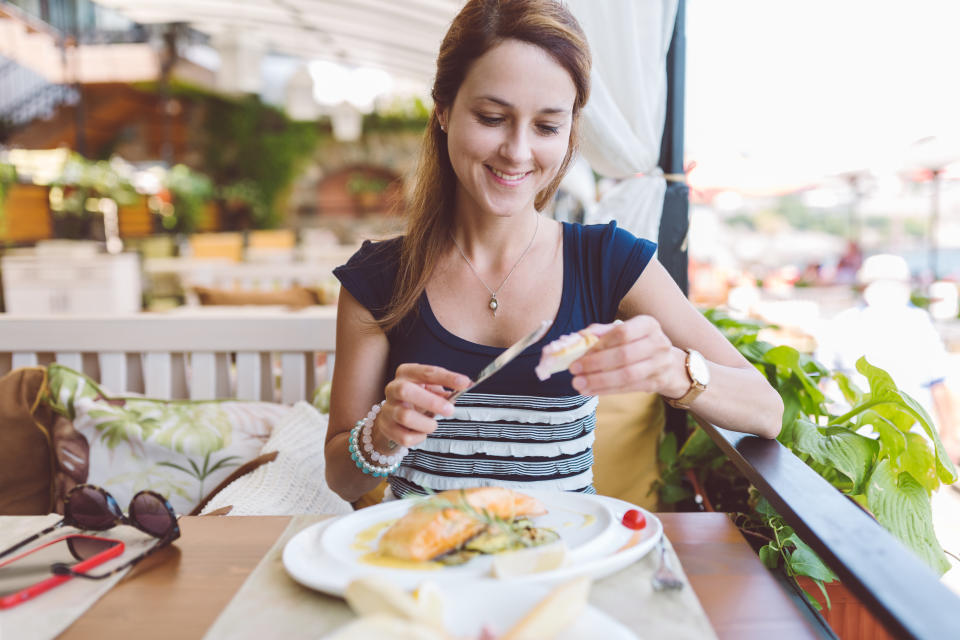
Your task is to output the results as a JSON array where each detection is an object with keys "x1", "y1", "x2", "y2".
[{"x1": 347, "y1": 401, "x2": 408, "y2": 477}]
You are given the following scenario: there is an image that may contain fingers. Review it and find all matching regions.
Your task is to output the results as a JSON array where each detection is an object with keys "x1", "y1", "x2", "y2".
[
  {"x1": 569, "y1": 316, "x2": 676, "y2": 395},
  {"x1": 571, "y1": 358, "x2": 673, "y2": 395},
  {"x1": 376, "y1": 364, "x2": 471, "y2": 448},
  {"x1": 571, "y1": 317, "x2": 667, "y2": 375},
  {"x1": 395, "y1": 363, "x2": 471, "y2": 391}
]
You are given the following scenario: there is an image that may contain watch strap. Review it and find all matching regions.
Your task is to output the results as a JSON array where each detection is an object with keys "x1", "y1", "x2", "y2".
[{"x1": 664, "y1": 349, "x2": 707, "y2": 410}]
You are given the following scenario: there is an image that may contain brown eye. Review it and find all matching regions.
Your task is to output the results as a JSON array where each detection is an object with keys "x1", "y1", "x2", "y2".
[{"x1": 476, "y1": 114, "x2": 504, "y2": 126}]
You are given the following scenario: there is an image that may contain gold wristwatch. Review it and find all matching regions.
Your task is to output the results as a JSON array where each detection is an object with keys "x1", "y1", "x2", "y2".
[{"x1": 665, "y1": 349, "x2": 710, "y2": 409}]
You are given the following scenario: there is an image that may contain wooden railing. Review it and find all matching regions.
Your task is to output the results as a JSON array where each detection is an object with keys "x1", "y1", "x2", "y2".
[{"x1": 699, "y1": 419, "x2": 959, "y2": 640}]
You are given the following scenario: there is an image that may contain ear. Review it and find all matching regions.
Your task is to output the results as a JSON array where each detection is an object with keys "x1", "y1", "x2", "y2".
[{"x1": 437, "y1": 107, "x2": 449, "y2": 133}]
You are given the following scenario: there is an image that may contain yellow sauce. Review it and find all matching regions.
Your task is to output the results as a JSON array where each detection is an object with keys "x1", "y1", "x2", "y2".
[
  {"x1": 560, "y1": 512, "x2": 595, "y2": 529},
  {"x1": 358, "y1": 552, "x2": 443, "y2": 571},
  {"x1": 350, "y1": 519, "x2": 397, "y2": 552}
]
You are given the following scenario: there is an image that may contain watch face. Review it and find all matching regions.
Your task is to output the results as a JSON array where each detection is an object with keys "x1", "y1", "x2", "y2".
[{"x1": 688, "y1": 350, "x2": 710, "y2": 385}]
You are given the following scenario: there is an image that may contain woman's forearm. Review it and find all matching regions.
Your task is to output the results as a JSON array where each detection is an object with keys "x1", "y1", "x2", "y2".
[
  {"x1": 325, "y1": 431, "x2": 384, "y2": 503},
  {"x1": 683, "y1": 361, "x2": 783, "y2": 439}
]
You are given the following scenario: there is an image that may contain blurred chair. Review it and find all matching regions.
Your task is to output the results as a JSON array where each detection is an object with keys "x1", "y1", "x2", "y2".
[
  {"x1": 246, "y1": 229, "x2": 297, "y2": 263},
  {"x1": 189, "y1": 233, "x2": 244, "y2": 261}
]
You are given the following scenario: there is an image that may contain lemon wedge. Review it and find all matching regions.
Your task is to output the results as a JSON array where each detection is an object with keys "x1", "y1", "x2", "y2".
[{"x1": 491, "y1": 540, "x2": 567, "y2": 578}]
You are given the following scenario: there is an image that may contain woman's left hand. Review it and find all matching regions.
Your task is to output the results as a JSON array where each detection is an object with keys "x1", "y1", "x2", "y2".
[{"x1": 567, "y1": 316, "x2": 688, "y2": 397}]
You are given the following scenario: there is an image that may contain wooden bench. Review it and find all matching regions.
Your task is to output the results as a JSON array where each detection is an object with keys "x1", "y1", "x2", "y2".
[{"x1": 0, "y1": 309, "x2": 337, "y2": 403}]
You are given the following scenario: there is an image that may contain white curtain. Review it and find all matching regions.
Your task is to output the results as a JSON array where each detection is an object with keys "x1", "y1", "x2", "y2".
[{"x1": 564, "y1": 0, "x2": 680, "y2": 245}]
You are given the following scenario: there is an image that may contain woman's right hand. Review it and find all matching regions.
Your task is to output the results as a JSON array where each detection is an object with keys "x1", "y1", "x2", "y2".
[{"x1": 374, "y1": 364, "x2": 471, "y2": 450}]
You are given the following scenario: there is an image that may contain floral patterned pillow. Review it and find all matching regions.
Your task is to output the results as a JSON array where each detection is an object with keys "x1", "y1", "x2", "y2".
[{"x1": 45, "y1": 364, "x2": 292, "y2": 515}]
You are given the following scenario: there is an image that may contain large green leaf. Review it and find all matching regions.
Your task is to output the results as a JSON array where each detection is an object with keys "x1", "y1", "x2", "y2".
[
  {"x1": 865, "y1": 459, "x2": 950, "y2": 575},
  {"x1": 783, "y1": 533, "x2": 838, "y2": 583},
  {"x1": 860, "y1": 412, "x2": 907, "y2": 461},
  {"x1": 834, "y1": 372, "x2": 864, "y2": 406},
  {"x1": 658, "y1": 431, "x2": 678, "y2": 467},
  {"x1": 738, "y1": 340, "x2": 773, "y2": 364},
  {"x1": 777, "y1": 393, "x2": 802, "y2": 447},
  {"x1": 678, "y1": 427, "x2": 720, "y2": 464},
  {"x1": 856, "y1": 358, "x2": 957, "y2": 485},
  {"x1": 765, "y1": 346, "x2": 825, "y2": 406},
  {"x1": 898, "y1": 432, "x2": 939, "y2": 493},
  {"x1": 792, "y1": 418, "x2": 878, "y2": 494}
]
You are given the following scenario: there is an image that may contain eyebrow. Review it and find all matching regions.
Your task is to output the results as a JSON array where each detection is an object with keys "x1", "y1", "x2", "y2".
[{"x1": 476, "y1": 95, "x2": 569, "y2": 115}]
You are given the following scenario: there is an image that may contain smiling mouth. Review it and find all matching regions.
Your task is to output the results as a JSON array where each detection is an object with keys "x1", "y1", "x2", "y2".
[{"x1": 486, "y1": 165, "x2": 531, "y2": 183}]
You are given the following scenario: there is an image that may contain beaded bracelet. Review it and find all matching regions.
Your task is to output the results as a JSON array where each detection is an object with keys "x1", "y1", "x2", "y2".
[{"x1": 347, "y1": 401, "x2": 408, "y2": 477}]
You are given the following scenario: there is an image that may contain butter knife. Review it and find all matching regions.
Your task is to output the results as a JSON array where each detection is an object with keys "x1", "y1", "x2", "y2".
[{"x1": 448, "y1": 319, "x2": 551, "y2": 403}]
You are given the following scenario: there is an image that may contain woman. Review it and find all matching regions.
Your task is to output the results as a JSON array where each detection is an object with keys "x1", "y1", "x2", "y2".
[{"x1": 326, "y1": 0, "x2": 782, "y2": 503}]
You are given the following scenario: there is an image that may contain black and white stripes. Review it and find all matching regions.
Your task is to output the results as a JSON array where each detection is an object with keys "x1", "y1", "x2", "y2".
[{"x1": 387, "y1": 393, "x2": 598, "y2": 498}]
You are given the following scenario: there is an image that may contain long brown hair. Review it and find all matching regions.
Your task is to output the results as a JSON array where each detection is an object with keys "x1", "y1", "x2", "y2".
[{"x1": 377, "y1": 0, "x2": 591, "y2": 333}]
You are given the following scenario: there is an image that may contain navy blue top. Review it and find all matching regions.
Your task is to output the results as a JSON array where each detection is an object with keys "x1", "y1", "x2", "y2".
[
  {"x1": 334, "y1": 220, "x2": 656, "y2": 395},
  {"x1": 333, "y1": 220, "x2": 656, "y2": 496}
]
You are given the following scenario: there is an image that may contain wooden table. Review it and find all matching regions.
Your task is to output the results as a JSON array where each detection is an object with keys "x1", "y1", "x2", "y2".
[{"x1": 59, "y1": 513, "x2": 824, "y2": 640}]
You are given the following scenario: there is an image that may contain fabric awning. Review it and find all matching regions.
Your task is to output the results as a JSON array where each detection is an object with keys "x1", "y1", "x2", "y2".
[{"x1": 93, "y1": 0, "x2": 462, "y2": 84}]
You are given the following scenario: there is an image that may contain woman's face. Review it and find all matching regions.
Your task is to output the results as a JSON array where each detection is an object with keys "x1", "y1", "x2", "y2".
[{"x1": 442, "y1": 38, "x2": 577, "y2": 220}]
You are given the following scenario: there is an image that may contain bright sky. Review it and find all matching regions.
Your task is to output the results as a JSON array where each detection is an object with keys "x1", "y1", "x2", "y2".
[{"x1": 685, "y1": 0, "x2": 960, "y2": 191}]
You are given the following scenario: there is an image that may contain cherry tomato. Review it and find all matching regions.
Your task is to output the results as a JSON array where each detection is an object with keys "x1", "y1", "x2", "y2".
[{"x1": 621, "y1": 509, "x2": 647, "y2": 530}]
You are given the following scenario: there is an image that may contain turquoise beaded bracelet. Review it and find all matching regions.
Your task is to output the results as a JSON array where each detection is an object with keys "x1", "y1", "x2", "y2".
[{"x1": 348, "y1": 401, "x2": 407, "y2": 477}]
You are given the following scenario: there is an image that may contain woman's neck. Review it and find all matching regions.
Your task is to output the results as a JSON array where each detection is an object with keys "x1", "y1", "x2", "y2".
[{"x1": 450, "y1": 205, "x2": 540, "y2": 267}]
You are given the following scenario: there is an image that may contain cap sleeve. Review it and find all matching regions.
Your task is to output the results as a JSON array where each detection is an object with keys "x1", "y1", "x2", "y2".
[
  {"x1": 578, "y1": 221, "x2": 656, "y2": 322},
  {"x1": 333, "y1": 237, "x2": 402, "y2": 319}
]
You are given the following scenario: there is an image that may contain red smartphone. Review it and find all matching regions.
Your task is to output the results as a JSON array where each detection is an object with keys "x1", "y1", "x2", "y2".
[{"x1": 0, "y1": 534, "x2": 125, "y2": 609}]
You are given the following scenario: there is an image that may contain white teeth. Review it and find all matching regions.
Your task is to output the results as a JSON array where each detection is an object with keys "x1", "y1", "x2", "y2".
[{"x1": 490, "y1": 167, "x2": 527, "y2": 182}]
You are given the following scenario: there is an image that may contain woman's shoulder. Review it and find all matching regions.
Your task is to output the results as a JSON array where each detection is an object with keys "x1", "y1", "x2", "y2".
[
  {"x1": 564, "y1": 220, "x2": 655, "y2": 252},
  {"x1": 340, "y1": 235, "x2": 404, "y2": 269}
]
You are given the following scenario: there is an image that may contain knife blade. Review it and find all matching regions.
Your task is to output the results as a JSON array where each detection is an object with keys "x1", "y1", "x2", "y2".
[{"x1": 448, "y1": 319, "x2": 551, "y2": 403}]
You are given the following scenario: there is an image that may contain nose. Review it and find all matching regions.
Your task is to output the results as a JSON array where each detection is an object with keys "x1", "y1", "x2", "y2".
[{"x1": 498, "y1": 123, "x2": 533, "y2": 166}]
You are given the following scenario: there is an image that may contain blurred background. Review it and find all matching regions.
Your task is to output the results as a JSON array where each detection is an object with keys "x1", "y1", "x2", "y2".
[{"x1": 1, "y1": 0, "x2": 959, "y2": 361}]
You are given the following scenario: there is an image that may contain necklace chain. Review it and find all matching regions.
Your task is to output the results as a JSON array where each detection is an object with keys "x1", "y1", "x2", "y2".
[{"x1": 451, "y1": 214, "x2": 540, "y2": 317}]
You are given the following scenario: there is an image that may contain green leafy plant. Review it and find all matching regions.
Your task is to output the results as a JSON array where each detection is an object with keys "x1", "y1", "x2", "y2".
[
  {"x1": 47, "y1": 153, "x2": 138, "y2": 239},
  {"x1": 158, "y1": 164, "x2": 214, "y2": 234},
  {"x1": 656, "y1": 309, "x2": 958, "y2": 606},
  {"x1": 199, "y1": 93, "x2": 318, "y2": 229},
  {"x1": 346, "y1": 174, "x2": 390, "y2": 196}
]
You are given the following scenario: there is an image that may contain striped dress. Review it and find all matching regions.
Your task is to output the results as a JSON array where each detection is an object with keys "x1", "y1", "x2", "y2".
[{"x1": 334, "y1": 221, "x2": 656, "y2": 498}]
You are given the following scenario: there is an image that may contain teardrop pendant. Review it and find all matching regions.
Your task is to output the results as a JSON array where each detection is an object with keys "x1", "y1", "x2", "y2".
[{"x1": 489, "y1": 296, "x2": 499, "y2": 315}]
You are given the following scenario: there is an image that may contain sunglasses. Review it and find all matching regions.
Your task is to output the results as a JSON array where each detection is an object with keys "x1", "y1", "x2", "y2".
[{"x1": 0, "y1": 484, "x2": 180, "y2": 580}]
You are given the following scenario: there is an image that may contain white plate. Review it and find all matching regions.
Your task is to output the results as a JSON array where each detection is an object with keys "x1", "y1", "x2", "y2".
[
  {"x1": 320, "y1": 489, "x2": 616, "y2": 578},
  {"x1": 283, "y1": 492, "x2": 661, "y2": 596},
  {"x1": 442, "y1": 581, "x2": 637, "y2": 639}
]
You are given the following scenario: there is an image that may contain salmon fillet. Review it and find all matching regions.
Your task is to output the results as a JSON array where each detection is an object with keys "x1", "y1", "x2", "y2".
[{"x1": 378, "y1": 487, "x2": 547, "y2": 562}]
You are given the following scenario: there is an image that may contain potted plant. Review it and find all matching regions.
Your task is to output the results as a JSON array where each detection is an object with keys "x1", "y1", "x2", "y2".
[
  {"x1": 346, "y1": 173, "x2": 390, "y2": 213},
  {"x1": 655, "y1": 310, "x2": 957, "y2": 636},
  {"x1": 48, "y1": 154, "x2": 138, "y2": 240},
  {"x1": 153, "y1": 164, "x2": 215, "y2": 235}
]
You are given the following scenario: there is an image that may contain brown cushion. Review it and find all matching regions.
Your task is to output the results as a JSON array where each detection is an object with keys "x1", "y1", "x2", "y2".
[
  {"x1": 51, "y1": 414, "x2": 90, "y2": 513},
  {"x1": 592, "y1": 391, "x2": 665, "y2": 511},
  {"x1": 189, "y1": 450, "x2": 280, "y2": 516},
  {"x1": 192, "y1": 285, "x2": 321, "y2": 308},
  {"x1": 0, "y1": 367, "x2": 56, "y2": 515}
]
